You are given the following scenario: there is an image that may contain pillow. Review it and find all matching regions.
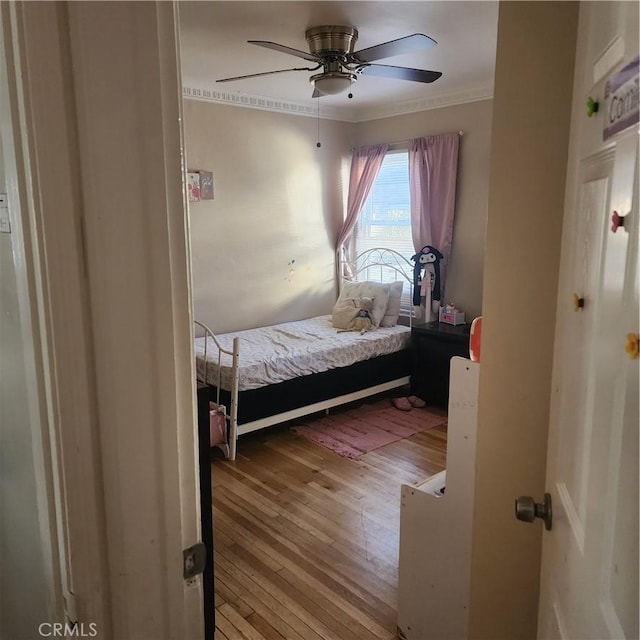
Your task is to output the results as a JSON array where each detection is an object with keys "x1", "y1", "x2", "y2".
[
  {"x1": 331, "y1": 297, "x2": 360, "y2": 330},
  {"x1": 334, "y1": 281, "x2": 390, "y2": 327},
  {"x1": 380, "y1": 281, "x2": 404, "y2": 327}
]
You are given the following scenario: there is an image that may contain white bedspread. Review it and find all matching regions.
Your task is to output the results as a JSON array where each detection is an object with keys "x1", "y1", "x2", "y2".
[{"x1": 194, "y1": 315, "x2": 411, "y2": 391}]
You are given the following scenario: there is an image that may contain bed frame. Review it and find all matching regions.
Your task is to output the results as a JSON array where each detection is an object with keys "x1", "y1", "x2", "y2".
[{"x1": 196, "y1": 248, "x2": 418, "y2": 460}]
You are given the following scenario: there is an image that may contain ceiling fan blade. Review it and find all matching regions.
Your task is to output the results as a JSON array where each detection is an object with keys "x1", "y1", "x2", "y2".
[
  {"x1": 217, "y1": 66, "x2": 319, "y2": 83},
  {"x1": 358, "y1": 64, "x2": 442, "y2": 84},
  {"x1": 350, "y1": 33, "x2": 437, "y2": 64},
  {"x1": 248, "y1": 40, "x2": 319, "y2": 63}
]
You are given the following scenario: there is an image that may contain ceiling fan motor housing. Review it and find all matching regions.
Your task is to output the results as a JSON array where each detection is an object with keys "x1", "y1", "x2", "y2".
[{"x1": 305, "y1": 26, "x2": 359, "y2": 57}]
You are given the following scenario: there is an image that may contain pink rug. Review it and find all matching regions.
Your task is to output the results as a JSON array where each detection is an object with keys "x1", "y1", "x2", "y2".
[{"x1": 290, "y1": 398, "x2": 447, "y2": 459}]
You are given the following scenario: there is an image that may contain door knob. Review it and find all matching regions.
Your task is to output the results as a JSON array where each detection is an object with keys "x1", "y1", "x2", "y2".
[{"x1": 515, "y1": 493, "x2": 552, "y2": 530}]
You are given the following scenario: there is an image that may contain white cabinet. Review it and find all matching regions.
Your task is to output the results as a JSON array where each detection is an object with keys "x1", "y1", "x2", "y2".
[{"x1": 397, "y1": 357, "x2": 480, "y2": 640}]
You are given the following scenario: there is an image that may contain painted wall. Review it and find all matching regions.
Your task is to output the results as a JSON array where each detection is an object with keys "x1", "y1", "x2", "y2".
[
  {"x1": 185, "y1": 97, "x2": 492, "y2": 332},
  {"x1": 184, "y1": 100, "x2": 353, "y2": 333},
  {"x1": 353, "y1": 99, "x2": 493, "y2": 320}
]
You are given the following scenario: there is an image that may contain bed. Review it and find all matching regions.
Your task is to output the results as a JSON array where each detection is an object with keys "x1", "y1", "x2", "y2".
[{"x1": 194, "y1": 248, "x2": 419, "y2": 460}]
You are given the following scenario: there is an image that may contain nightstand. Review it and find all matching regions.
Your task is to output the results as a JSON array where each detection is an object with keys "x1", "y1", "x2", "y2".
[{"x1": 411, "y1": 321, "x2": 471, "y2": 408}]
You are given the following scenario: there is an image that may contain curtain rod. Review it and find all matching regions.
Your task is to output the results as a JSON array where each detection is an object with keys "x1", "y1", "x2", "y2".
[
  {"x1": 387, "y1": 130, "x2": 464, "y2": 147},
  {"x1": 351, "y1": 130, "x2": 463, "y2": 152}
]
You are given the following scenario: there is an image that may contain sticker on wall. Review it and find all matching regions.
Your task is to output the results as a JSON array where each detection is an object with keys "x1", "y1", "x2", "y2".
[
  {"x1": 187, "y1": 172, "x2": 201, "y2": 202},
  {"x1": 187, "y1": 170, "x2": 214, "y2": 202},
  {"x1": 199, "y1": 171, "x2": 214, "y2": 200},
  {"x1": 285, "y1": 259, "x2": 296, "y2": 282}
]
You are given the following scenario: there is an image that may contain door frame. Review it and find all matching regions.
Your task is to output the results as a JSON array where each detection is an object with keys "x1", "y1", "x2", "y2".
[
  {"x1": 469, "y1": 3, "x2": 580, "y2": 638},
  {"x1": 3, "y1": 2, "x2": 203, "y2": 637}
]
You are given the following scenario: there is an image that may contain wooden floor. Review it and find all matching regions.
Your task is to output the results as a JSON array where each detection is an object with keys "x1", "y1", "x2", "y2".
[{"x1": 211, "y1": 403, "x2": 447, "y2": 640}]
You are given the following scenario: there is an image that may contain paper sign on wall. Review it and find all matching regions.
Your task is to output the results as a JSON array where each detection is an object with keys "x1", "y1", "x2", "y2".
[
  {"x1": 604, "y1": 54, "x2": 639, "y2": 141},
  {"x1": 187, "y1": 171, "x2": 214, "y2": 202},
  {"x1": 199, "y1": 171, "x2": 214, "y2": 200}
]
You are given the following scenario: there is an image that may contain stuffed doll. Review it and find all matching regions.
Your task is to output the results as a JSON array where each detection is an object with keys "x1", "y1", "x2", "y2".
[
  {"x1": 338, "y1": 297, "x2": 374, "y2": 334},
  {"x1": 411, "y1": 245, "x2": 443, "y2": 307}
]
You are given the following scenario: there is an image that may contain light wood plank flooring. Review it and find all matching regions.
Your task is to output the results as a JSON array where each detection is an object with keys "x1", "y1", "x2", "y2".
[{"x1": 211, "y1": 405, "x2": 447, "y2": 640}]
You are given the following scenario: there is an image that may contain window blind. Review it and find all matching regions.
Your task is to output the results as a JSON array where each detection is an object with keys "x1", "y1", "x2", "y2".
[{"x1": 354, "y1": 150, "x2": 414, "y2": 309}]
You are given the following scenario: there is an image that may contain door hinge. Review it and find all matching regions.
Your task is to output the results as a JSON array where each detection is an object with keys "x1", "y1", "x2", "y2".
[
  {"x1": 64, "y1": 589, "x2": 78, "y2": 625},
  {"x1": 183, "y1": 542, "x2": 206, "y2": 579}
]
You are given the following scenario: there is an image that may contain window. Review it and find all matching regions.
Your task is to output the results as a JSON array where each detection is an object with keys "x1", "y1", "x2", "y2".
[
  {"x1": 354, "y1": 150, "x2": 412, "y2": 257},
  {"x1": 353, "y1": 150, "x2": 414, "y2": 308}
]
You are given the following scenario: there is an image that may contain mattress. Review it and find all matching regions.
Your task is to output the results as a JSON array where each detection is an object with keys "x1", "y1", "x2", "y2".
[{"x1": 194, "y1": 314, "x2": 411, "y2": 391}]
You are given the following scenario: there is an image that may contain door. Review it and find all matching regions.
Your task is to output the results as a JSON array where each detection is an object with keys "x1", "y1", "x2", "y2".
[
  {"x1": 537, "y1": 3, "x2": 639, "y2": 638},
  {"x1": 0, "y1": 39, "x2": 63, "y2": 636}
]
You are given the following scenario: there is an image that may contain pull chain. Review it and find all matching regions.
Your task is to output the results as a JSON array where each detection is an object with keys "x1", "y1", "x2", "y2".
[{"x1": 316, "y1": 95, "x2": 321, "y2": 148}]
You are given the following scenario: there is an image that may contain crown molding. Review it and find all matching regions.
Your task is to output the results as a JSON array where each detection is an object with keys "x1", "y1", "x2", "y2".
[
  {"x1": 352, "y1": 86, "x2": 494, "y2": 122},
  {"x1": 182, "y1": 81, "x2": 493, "y2": 123},
  {"x1": 181, "y1": 84, "x2": 349, "y2": 121}
]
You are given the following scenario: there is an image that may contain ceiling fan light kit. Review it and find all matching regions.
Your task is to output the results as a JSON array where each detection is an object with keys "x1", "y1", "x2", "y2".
[
  {"x1": 311, "y1": 71, "x2": 356, "y2": 96},
  {"x1": 217, "y1": 25, "x2": 442, "y2": 99}
]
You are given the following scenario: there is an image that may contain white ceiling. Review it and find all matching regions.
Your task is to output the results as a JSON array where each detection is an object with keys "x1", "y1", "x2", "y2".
[{"x1": 178, "y1": 1, "x2": 499, "y2": 121}]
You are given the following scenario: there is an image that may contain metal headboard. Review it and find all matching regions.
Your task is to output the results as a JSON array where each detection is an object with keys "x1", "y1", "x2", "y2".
[{"x1": 339, "y1": 247, "x2": 419, "y2": 325}]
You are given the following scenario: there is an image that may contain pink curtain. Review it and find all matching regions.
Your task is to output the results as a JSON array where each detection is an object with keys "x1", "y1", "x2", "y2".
[
  {"x1": 335, "y1": 144, "x2": 388, "y2": 263},
  {"x1": 409, "y1": 133, "x2": 459, "y2": 300}
]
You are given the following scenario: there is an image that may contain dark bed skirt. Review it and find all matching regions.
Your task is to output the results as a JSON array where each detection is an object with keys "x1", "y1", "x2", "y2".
[{"x1": 206, "y1": 349, "x2": 411, "y2": 426}]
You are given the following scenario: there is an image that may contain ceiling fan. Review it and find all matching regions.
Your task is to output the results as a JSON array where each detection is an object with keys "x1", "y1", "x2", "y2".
[{"x1": 216, "y1": 25, "x2": 442, "y2": 98}]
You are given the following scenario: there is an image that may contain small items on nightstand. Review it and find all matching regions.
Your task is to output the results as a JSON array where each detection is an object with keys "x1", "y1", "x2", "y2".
[{"x1": 439, "y1": 303, "x2": 466, "y2": 325}]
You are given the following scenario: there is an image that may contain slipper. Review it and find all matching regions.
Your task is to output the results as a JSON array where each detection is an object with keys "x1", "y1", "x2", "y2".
[
  {"x1": 407, "y1": 395, "x2": 426, "y2": 408},
  {"x1": 392, "y1": 397, "x2": 413, "y2": 411}
]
